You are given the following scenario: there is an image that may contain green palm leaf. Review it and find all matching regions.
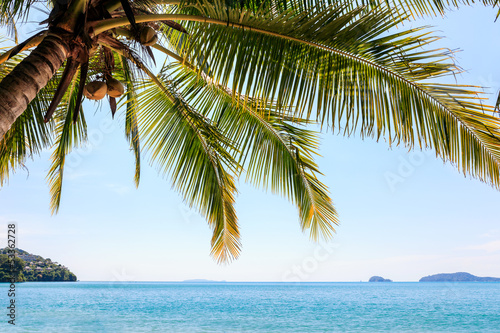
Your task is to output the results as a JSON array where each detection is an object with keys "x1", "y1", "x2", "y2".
[
  {"x1": 47, "y1": 67, "x2": 87, "y2": 214},
  {"x1": 2, "y1": 0, "x2": 500, "y2": 264},
  {"x1": 167, "y1": 62, "x2": 338, "y2": 239},
  {"x1": 120, "y1": 56, "x2": 142, "y2": 187},
  {"x1": 0, "y1": 83, "x2": 55, "y2": 185},
  {"x1": 158, "y1": 0, "x2": 500, "y2": 189},
  {"x1": 0, "y1": 47, "x2": 55, "y2": 185},
  {"x1": 219, "y1": 0, "x2": 499, "y2": 18},
  {"x1": 135, "y1": 71, "x2": 241, "y2": 262}
]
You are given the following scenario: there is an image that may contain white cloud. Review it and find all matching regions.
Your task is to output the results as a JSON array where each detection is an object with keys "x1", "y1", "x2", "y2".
[
  {"x1": 106, "y1": 184, "x2": 131, "y2": 195},
  {"x1": 465, "y1": 240, "x2": 500, "y2": 253},
  {"x1": 480, "y1": 229, "x2": 500, "y2": 238},
  {"x1": 65, "y1": 170, "x2": 101, "y2": 181}
]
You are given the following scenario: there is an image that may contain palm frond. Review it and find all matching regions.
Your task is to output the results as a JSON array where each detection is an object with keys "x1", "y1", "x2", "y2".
[
  {"x1": 0, "y1": 0, "x2": 37, "y2": 22},
  {"x1": 47, "y1": 69, "x2": 87, "y2": 214},
  {"x1": 159, "y1": 0, "x2": 500, "y2": 189},
  {"x1": 0, "y1": 37, "x2": 58, "y2": 184},
  {"x1": 134, "y1": 71, "x2": 241, "y2": 262},
  {"x1": 168, "y1": 62, "x2": 338, "y2": 239},
  {"x1": 0, "y1": 9, "x2": 19, "y2": 43},
  {"x1": 0, "y1": 79, "x2": 55, "y2": 185},
  {"x1": 214, "y1": 0, "x2": 499, "y2": 18},
  {"x1": 119, "y1": 55, "x2": 141, "y2": 186},
  {"x1": 359, "y1": 0, "x2": 499, "y2": 18}
]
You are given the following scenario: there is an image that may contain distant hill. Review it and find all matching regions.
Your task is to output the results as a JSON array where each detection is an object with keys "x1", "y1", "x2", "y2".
[
  {"x1": 0, "y1": 248, "x2": 77, "y2": 282},
  {"x1": 369, "y1": 276, "x2": 392, "y2": 282},
  {"x1": 419, "y1": 272, "x2": 500, "y2": 282}
]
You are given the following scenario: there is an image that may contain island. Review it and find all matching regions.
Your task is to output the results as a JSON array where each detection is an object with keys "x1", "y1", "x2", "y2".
[
  {"x1": 419, "y1": 272, "x2": 500, "y2": 282},
  {"x1": 0, "y1": 248, "x2": 77, "y2": 282},
  {"x1": 369, "y1": 276, "x2": 393, "y2": 282}
]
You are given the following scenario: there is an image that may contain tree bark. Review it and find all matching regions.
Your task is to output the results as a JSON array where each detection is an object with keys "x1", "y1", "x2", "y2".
[{"x1": 0, "y1": 34, "x2": 70, "y2": 140}]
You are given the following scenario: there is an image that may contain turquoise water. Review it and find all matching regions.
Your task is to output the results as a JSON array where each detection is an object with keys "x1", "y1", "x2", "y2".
[{"x1": 1, "y1": 282, "x2": 499, "y2": 332}]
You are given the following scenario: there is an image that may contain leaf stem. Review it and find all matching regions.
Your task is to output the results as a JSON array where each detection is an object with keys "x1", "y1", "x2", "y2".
[
  {"x1": 57, "y1": 0, "x2": 88, "y2": 32},
  {"x1": 0, "y1": 35, "x2": 46, "y2": 65}
]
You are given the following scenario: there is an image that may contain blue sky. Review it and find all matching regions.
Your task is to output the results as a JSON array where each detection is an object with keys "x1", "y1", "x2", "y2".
[{"x1": 1, "y1": 4, "x2": 499, "y2": 282}]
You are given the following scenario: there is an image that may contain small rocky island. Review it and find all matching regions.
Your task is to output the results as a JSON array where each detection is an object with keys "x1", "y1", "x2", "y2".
[
  {"x1": 0, "y1": 248, "x2": 77, "y2": 282},
  {"x1": 369, "y1": 276, "x2": 393, "y2": 282},
  {"x1": 419, "y1": 272, "x2": 500, "y2": 282}
]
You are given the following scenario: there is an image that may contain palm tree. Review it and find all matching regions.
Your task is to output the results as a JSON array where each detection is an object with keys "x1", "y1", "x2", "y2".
[{"x1": 1, "y1": 0, "x2": 500, "y2": 262}]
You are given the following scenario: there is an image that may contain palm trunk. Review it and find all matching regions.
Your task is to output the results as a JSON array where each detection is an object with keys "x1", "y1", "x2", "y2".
[{"x1": 0, "y1": 34, "x2": 70, "y2": 140}]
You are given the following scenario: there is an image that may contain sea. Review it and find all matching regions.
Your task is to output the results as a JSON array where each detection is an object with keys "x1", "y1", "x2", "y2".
[{"x1": 1, "y1": 282, "x2": 499, "y2": 332}]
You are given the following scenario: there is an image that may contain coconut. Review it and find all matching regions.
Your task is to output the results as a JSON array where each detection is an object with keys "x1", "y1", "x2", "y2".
[
  {"x1": 106, "y1": 78, "x2": 125, "y2": 98},
  {"x1": 83, "y1": 81, "x2": 107, "y2": 100},
  {"x1": 140, "y1": 26, "x2": 158, "y2": 46}
]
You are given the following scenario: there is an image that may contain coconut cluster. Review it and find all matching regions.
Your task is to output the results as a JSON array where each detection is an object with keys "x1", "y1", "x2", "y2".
[
  {"x1": 140, "y1": 26, "x2": 158, "y2": 46},
  {"x1": 106, "y1": 78, "x2": 125, "y2": 98},
  {"x1": 83, "y1": 78, "x2": 124, "y2": 100}
]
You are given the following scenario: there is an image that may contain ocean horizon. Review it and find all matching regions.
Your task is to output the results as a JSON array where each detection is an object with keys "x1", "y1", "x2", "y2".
[{"x1": 2, "y1": 281, "x2": 499, "y2": 332}]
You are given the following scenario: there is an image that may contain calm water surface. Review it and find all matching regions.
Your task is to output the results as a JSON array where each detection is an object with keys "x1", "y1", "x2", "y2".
[{"x1": 1, "y1": 282, "x2": 499, "y2": 332}]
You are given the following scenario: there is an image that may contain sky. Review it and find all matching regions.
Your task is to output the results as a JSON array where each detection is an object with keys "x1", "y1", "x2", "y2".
[{"x1": 0, "y1": 4, "x2": 499, "y2": 282}]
